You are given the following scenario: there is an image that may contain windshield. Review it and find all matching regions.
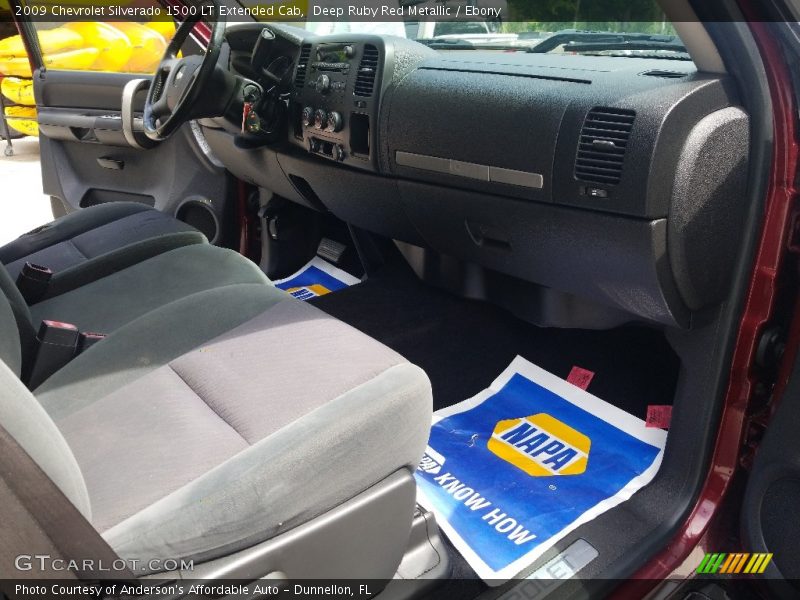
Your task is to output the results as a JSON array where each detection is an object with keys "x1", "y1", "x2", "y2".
[{"x1": 237, "y1": 0, "x2": 690, "y2": 61}]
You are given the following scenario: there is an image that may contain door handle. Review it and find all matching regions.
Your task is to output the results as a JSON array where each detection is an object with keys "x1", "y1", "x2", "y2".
[{"x1": 121, "y1": 78, "x2": 151, "y2": 150}]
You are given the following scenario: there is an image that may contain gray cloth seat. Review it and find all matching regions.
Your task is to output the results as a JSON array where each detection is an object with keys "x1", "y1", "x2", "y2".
[
  {"x1": 0, "y1": 202, "x2": 202, "y2": 281},
  {"x1": 27, "y1": 244, "x2": 271, "y2": 334},
  {"x1": 0, "y1": 243, "x2": 271, "y2": 377},
  {"x1": 0, "y1": 270, "x2": 433, "y2": 573}
]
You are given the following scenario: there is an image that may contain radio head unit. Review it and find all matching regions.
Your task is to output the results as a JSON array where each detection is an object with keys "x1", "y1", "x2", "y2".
[
  {"x1": 289, "y1": 34, "x2": 430, "y2": 173},
  {"x1": 315, "y1": 43, "x2": 357, "y2": 67},
  {"x1": 291, "y1": 39, "x2": 380, "y2": 170}
]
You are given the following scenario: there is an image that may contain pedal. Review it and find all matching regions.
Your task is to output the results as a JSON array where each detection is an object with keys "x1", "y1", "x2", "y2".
[{"x1": 316, "y1": 238, "x2": 347, "y2": 265}]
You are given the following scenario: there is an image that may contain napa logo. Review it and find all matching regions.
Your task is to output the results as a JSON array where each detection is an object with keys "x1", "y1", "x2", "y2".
[
  {"x1": 487, "y1": 413, "x2": 590, "y2": 476},
  {"x1": 286, "y1": 284, "x2": 331, "y2": 301}
]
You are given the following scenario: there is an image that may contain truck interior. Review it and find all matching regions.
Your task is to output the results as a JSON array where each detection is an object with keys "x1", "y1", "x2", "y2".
[{"x1": 1, "y1": 0, "x2": 799, "y2": 598}]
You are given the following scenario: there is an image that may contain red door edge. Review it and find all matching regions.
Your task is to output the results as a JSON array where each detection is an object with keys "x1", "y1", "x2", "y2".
[
  {"x1": 165, "y1": 0, "x2": 212, "y2": 44},
  {"x1": 616, "y1": 17, "x2": 799, "y2": 593}
]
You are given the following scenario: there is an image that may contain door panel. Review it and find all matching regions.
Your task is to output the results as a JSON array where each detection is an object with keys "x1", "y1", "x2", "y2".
[
  {"x1": 33, "y1": 69, "x2": 232, "y2": 245},
  {"x1": 37, "y1": 70, "x2": 146, "y2": 110},
  {"x1": 741, "y1": 349, "x2": 800, "y2": 598}
]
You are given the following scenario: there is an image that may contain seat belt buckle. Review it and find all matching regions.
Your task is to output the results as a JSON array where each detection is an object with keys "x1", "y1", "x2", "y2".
[
  {"x1": 27, "y1": 320, "x2": 79, "y2": 389},
  {"x1": 78, "y1": 331, "x2": 106, "y2": 353},
  {"x1": 16, "y1": 262, "x2": 53, "y2": 304}
]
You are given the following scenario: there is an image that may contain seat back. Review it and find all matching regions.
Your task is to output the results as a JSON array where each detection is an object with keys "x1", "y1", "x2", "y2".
[
  {"x1": 0, "y1": 276, "x2": 23, "y2": 376},
  {"x1": 0, "y1": 276, "x2": 90, "y2": 516},
  {"x1": 0, "y1": 264, "x2": 37, "y2": 372},
  {"x1": 0, "y1": 352, "x2": 91, "y2": 519}
]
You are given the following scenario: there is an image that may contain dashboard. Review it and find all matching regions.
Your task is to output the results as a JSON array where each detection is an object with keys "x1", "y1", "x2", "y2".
[{"x1": 202, "y1": 23, "x2": 750, "y2": 331}]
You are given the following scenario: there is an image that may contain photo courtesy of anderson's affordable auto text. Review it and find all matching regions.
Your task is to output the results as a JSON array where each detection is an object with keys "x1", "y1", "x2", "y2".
[{"x1": 0, "y1": 1, "x2": 799, "y2": 600}]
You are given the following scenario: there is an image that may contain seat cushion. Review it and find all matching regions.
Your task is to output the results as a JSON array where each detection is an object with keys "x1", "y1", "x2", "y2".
[
  {"x1": 28, "y1": 244, "x2": 271, "y2": 335},
  {"x1": 38, "y1": 298, "x2": 432, "y2": 568},
  {"x1": 1, "y1": 203, "x2": 199, "y2": 280}
]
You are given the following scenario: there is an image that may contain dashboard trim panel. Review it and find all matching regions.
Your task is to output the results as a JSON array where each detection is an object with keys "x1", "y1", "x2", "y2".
[{"x1": 396, "y1": 151, "x2": 544, "y2": 189}]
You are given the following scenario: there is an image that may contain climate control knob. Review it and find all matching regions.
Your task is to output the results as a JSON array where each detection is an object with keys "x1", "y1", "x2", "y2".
[
  {"x1": 301, "y1": 106, "x2": 314, "y2": 128},
  {"x1": 313, "y1": 109, "x2": 327, "y2": 130},
  {"x1": 325, "y1": 111, "x2": 343, "y2": 133},
  {"x1": 315, "y1": 74, "x2": 331, "y2": 93}
]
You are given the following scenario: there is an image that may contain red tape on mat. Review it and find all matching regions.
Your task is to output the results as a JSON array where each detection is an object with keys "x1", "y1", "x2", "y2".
[
  {"x1": 646, "y1": 405, "x2": 672, "y2": 429},
  {"x1": 566, "y1": 366, "x2": 595, "y2": 390}
]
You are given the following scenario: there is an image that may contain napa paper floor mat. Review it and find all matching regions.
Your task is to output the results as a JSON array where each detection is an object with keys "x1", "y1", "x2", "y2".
[
  {"x1": 415, "y1": 356, "x2": 667, "y2": 583},
  {"x1": 274, "y1": 257, "x2": 360, "y2": 301}
]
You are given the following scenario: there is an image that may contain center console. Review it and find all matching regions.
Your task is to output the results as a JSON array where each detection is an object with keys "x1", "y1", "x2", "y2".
[{"x1": 289, "y1": 36, "x2": 385, "y2": 172}]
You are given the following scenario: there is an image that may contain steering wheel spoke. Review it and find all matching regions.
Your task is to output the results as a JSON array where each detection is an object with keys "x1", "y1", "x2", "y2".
[
  {"x1": 159, "y1": 57, "x2": 179, "y2": 75},
  {"x1": 142, "y1": 3, "x2": 225, "y2": 142},
  {"x1": 151, "y1": 94, "x2": 170, "y2": 119}
]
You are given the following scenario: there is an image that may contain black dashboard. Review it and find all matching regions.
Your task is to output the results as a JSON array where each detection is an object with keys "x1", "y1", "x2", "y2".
[{"x1": 203, "y1": 23, "x2": 750, "y2": 331}]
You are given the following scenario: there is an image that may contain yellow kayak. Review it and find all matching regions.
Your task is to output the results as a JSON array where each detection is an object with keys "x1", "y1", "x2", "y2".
[
  {"x1": 145, "y1": 19, "x2": 177, "y2": 40},
  {"x1": 0, "y1": 55, "x2": 32, "y2": 78},
  {"x1": 1, "y1": 77, "x2": 35, "y2": 105},
  {"x1": 111, "y1": 22, "x2": 167, "y2": 74},
  {"x1": 0, "y1": 27, "x2": 84, "y2": 59},
  {"x1": 45, "y1": 47, "x2": 100, "y2": 71},
  {"x1": 62, "y1": 23, "x2": 132, "y2": 72},
  {"x1": 0, "y1": 47, "x2": 101, "y2": 78},
  {"x1": 4, "y1": 105, "x2": 38, "y2": 137}
]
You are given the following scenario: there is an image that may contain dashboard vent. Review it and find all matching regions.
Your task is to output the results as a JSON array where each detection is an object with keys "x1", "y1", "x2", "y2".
[
  {"x1": 641, "y1": 69, "x2": 687, "y2": 79},
  {"x1": 294, "y1": 44, "x2": 311, "y2": 88},
  {"x1": 574, "y1": 107, "x2": 636, "y2": 185},
  {"x1": 354, "y1": 45, "x2": 379, "y2": 97}
]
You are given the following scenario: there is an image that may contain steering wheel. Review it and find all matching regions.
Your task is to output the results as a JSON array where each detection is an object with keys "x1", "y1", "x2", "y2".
[{"x1": 143, "y1": 4, "x2": 226, "y2": 141}]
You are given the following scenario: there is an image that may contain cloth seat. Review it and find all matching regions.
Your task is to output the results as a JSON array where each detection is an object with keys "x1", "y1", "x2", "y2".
[
  {"x1": 0, "y1": 202, "x2": 202, "y2": 281},
  {"x1": 27, "y1": 243, "x2": 271, "y2": 334},
  {"x1": 0, "y1": 243, "x2": 272, "y2": 377},
  {"x1": 0, "y1": 276, "x2": 432, "y2": 572}
]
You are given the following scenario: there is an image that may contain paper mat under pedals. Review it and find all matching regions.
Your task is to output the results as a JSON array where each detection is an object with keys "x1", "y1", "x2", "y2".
[{"x1": 274, "y1": 256, "x2": 360, "y2": 301}]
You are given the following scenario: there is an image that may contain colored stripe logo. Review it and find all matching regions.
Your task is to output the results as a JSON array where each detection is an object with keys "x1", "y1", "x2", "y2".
[{"x1": 696, "y1": 552, "x2": 773, "y2": 574}]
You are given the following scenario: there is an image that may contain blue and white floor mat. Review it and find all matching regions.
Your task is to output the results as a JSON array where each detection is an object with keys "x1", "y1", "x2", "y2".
[
  {"x1": 415, "y1": 356, "x2": 667, "y2": 583},
  {"x1": 274, "y1": 257, "x2": 360, "y2": 301}
]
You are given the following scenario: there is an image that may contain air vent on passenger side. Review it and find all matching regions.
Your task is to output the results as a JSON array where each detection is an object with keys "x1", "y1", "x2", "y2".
[
  {"x1": 641, "y1": 69, "x2": 687, "y2": 79},
  {"x1": 574, "y1": 107, "x2": 636, "y2": 186},
  {"x1": 354, "y1": 45, "x2": 379, "y2": 97},
  {"x1": 294, "y1": 44, "x2": 311, "y2": 88}
]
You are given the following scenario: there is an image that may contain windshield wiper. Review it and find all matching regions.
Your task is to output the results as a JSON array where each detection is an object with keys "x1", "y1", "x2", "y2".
[
  {"x1": 566, "y1": 40, "x2": 689, "y2": 54},
  {"x1": 416, "y1": 39, "x2": 476, "y2": 50},
  {"x1": 529, "y1": 30, "x2": 686, "y2": 55},
  {"x1": 577, "y1": 51, "x2": 693, "y2": 61}
]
